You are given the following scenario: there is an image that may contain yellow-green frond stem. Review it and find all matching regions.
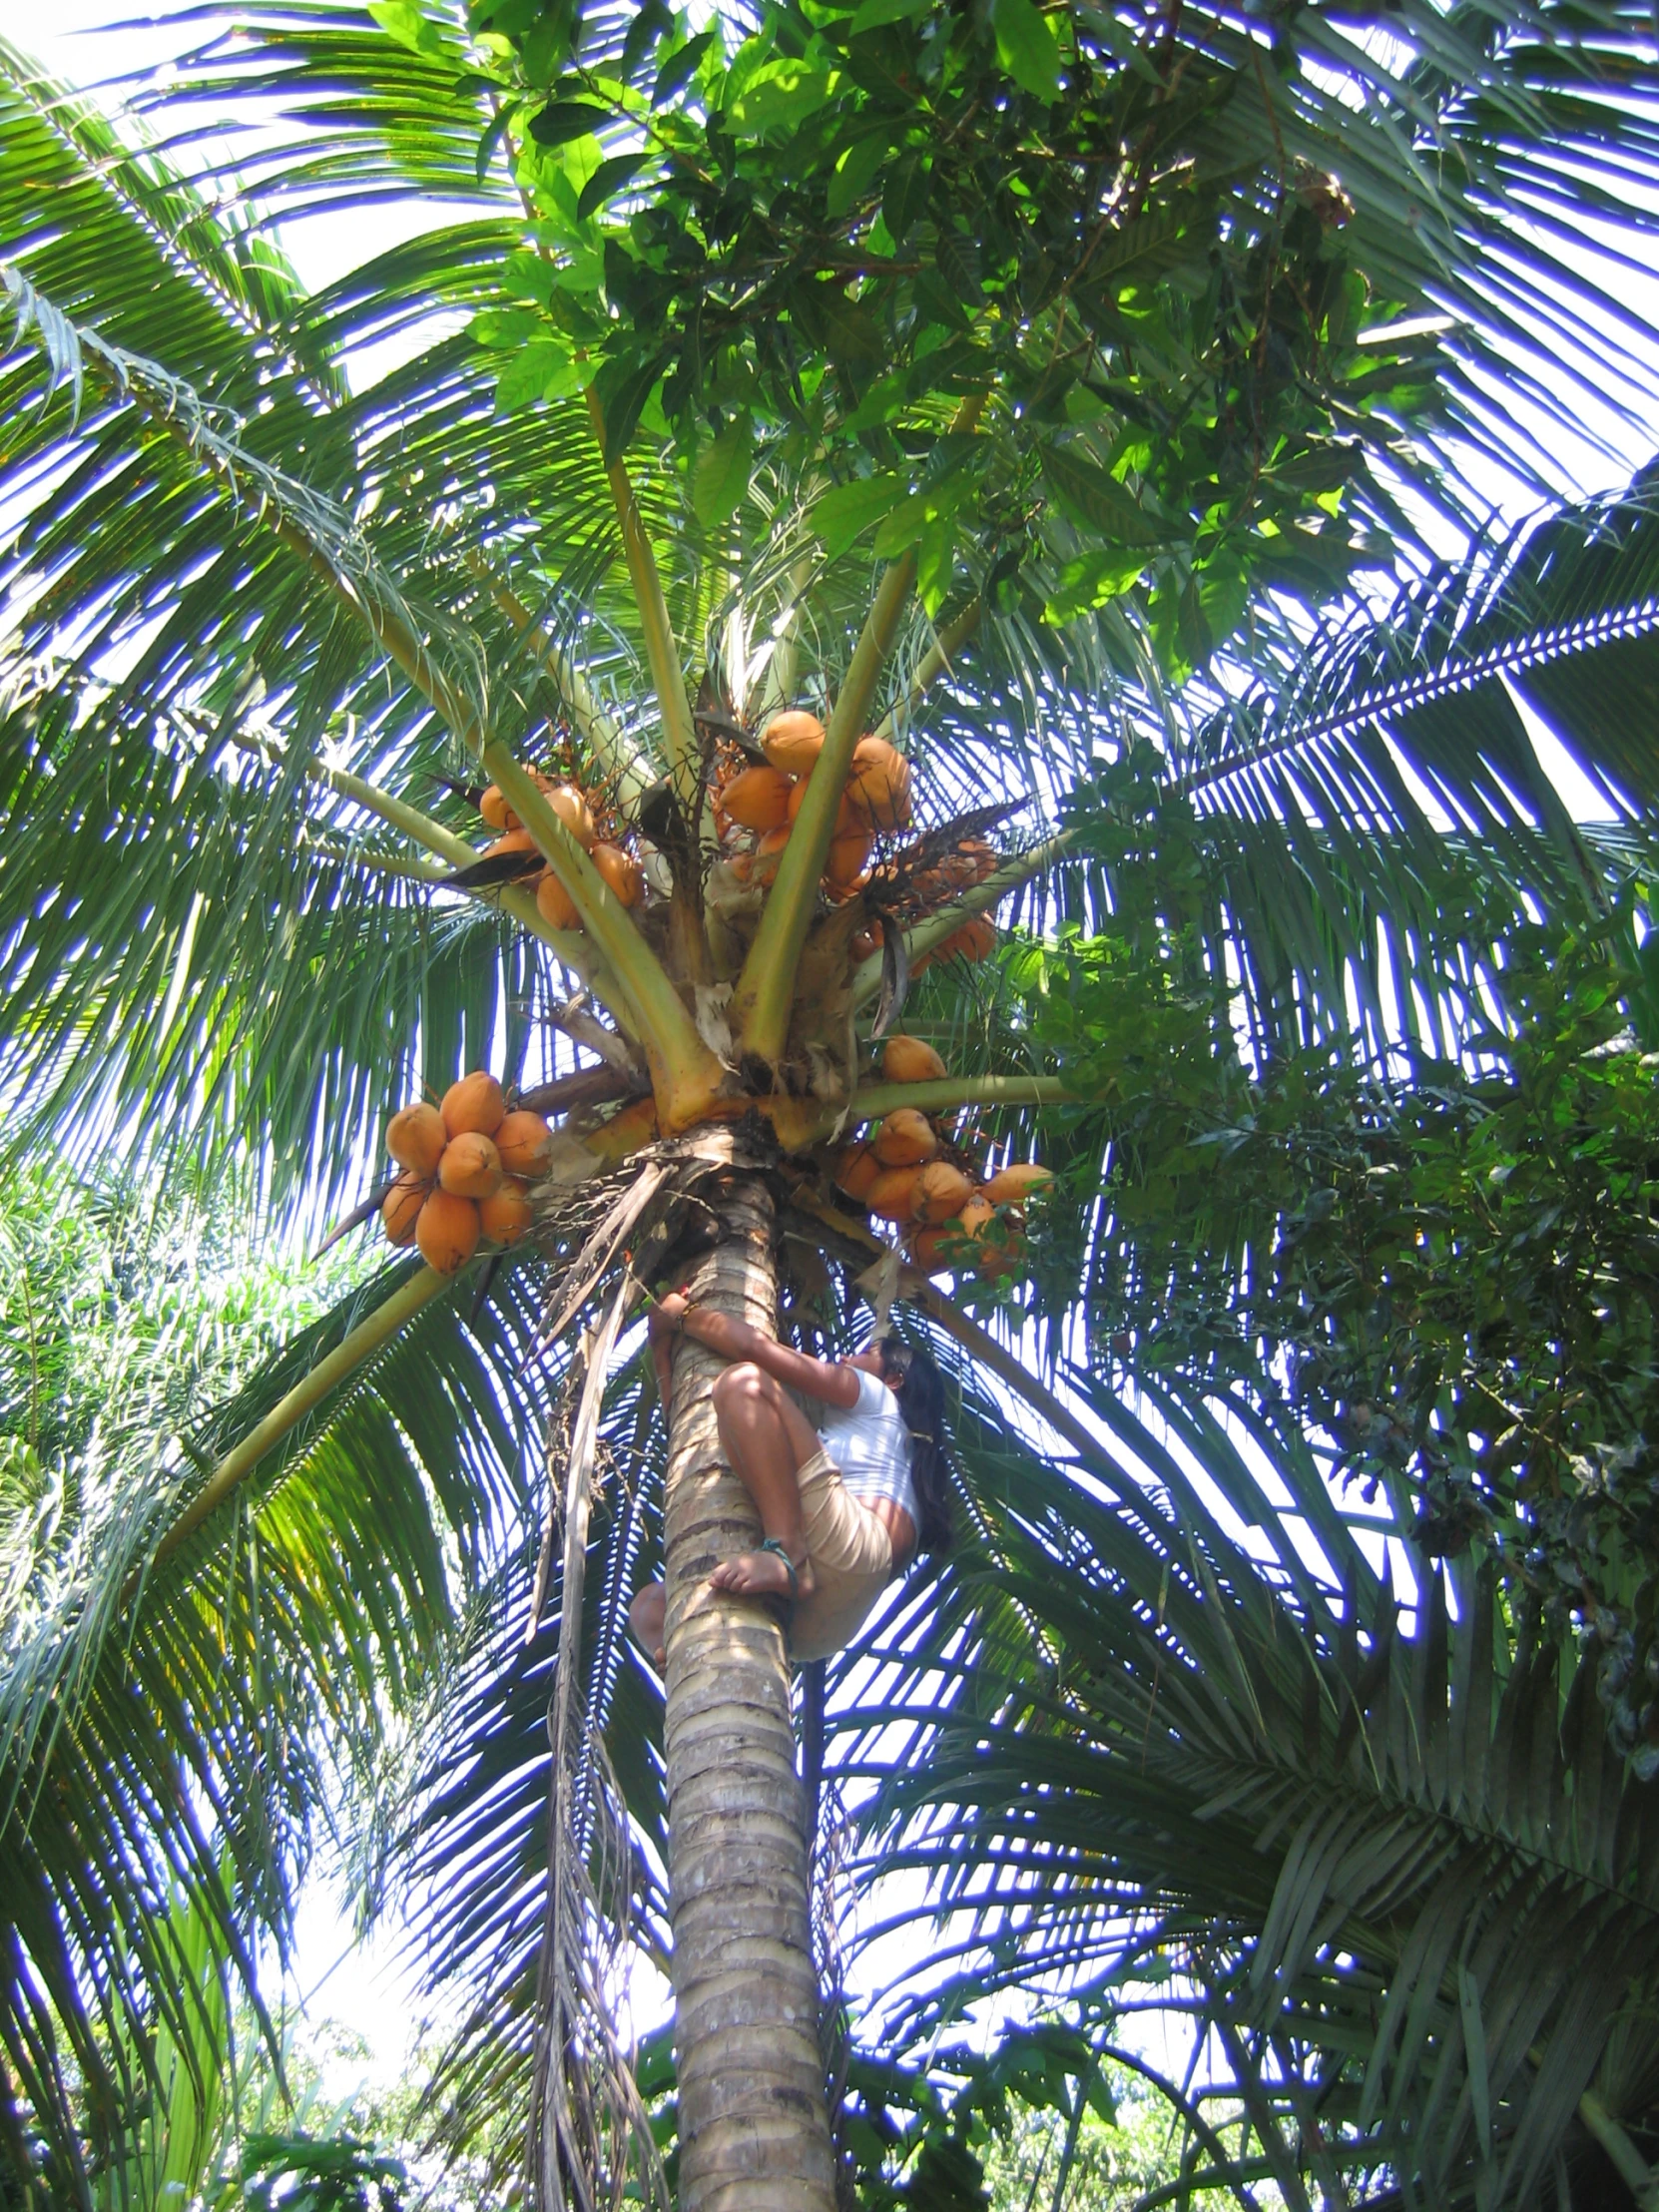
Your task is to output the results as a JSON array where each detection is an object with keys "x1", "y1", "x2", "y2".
[
  {"x1": 483, "y1": 745, "x2": 727, "y2": 1127},
  {"x1": 585, "y1": 386, "x2": 698, "y2": 799},
  {"x1": 311, "y1": 759, "x2": 613, "y2": 1001},
  {"x1": 317, "y1": 761, "x2": 486, "y2": 872},
  {"x1": 734, "y1": 552, "x2": 918, "y2": 1062},
  {"x1": 849, "y1": 832, "x2": 1075, "y2": 1014},
  {"x1": 823, "y1": 1072, "x2": 1071, "y2": 1136},
  {"x1": 1576, "y1": 2090, "x2": 1659, "y2": 2205},
  {"x1": 869, "y1": 595, "x2": 982, "y2": 751},
  {"x1": 469, "y1": 553, "x2": 654, "y2": 810},
  {"x1": 298, "y1": 834, "x2": 446, "y2": 884},
  {"x1": 145, "y1": 1265, "x2": 451, "y2": 1577}
]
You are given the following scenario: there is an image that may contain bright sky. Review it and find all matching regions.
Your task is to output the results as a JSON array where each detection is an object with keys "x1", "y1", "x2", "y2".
[{"x1": 13, "y1": 0, "x2": 1659, "y2": 2133}]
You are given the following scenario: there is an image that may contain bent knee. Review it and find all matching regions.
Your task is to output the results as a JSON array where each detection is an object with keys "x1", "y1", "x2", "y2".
[
  {"x1": 629, "y1": 1580, "x2": 665, "y2": 1637},
  {"x1": 712, "y1": 1361, "x2": 774, "y2": 1411}
]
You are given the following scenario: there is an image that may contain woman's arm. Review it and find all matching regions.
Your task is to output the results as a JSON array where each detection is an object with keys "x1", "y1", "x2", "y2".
[{"x1": 650, "y1": 1291, "x2": 861, "y2": 1408}]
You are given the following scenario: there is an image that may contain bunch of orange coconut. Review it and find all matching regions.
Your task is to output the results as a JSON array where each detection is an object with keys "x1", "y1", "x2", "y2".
[
  {"x1": 475, "y1": 768, "x2": 644, "y2": 926},
  {"x1": 833, "y1": 1035, "x2": 1053, "y2": 1281},
  {"x1": 382, "y1": 1072, "x2": 554, "y2": 1273},
  {"x1": 719, "y1": 711, "x2": 910, "y2": 895}
]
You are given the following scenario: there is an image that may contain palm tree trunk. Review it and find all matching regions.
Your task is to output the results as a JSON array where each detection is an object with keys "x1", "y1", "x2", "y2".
[{"x1": 661, "y1": 1162, "x2": 835, "y2": 2212}]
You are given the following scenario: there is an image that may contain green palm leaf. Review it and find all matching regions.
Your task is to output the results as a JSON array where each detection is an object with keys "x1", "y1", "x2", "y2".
[
  {"x1": 846, "y1": 1347, "x2": 1659, "y2": 2208},
  {"x1": 1, "y1": 1229, "x2": 557, "y2": 2196}
]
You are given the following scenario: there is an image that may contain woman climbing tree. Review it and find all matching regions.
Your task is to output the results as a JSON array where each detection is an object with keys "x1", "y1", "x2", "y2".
[{"x1": 632, "y1": 1302, "x2": 952, "y2": 1664}]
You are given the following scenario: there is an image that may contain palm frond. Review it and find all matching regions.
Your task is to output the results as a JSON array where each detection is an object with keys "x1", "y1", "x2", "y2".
[
  {"x1": 841, "y1": 1346, "x2": 1659, "y2": 2209},
  {"x1": 1, "y1": 1240, "x2": 555, "y2": 2204}
]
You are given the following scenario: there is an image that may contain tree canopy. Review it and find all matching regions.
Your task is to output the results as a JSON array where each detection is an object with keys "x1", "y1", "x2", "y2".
[{"x1": 3, "y1": 0, "x2": 1659, "y2": 2205}]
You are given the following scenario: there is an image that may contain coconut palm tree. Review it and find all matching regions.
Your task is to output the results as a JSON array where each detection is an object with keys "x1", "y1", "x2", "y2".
[{"x1": 3, "y1": 0, "x2": 1659, "y2": 2204}]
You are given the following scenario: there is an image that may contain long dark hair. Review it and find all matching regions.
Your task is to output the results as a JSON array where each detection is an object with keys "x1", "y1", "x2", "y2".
[{"x1": 876, "y1": 1334, "x2": 953, "y2": 1554}]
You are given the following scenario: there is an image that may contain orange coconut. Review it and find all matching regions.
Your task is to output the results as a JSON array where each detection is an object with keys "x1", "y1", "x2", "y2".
[
  {"x1": 825, "y1": 829, "x2": 873, "y2": 888},
  {"x1": 723, "y1": 764, "x2": 794, "y2": 833},
  {"x1": 910, "y1": 1194, "x2": 994, "y2": 1272},
  {"x1": 440, "y1": 1071, "x2": 506, "y2": 1140},
  {"x1": 833, "y1": 1144, "x2": 881, "y2": 1202},
  {"x1": 438, "y1": 1130, "x2": 503, "y2": 1200},
  {"x1": 908, "y1": 1223, "x2": 952, "y2": 1272},
  {"x1": 536, "y1": 872, "x2": 580, "y2": 930},
  {"x1": 385, "y1": 1101, "x2": 446, "y2": 1178},
  {"x1": 591, "y1": 841, "x2": 644, "y2": 906},
  {"x1": 483, "y1": 827, "x2": 538, "y2": 862},
  {"x1": 846, "y1": 735, "x2": 911, "y2": 831},
  {"x1": 882, "y1": 1035, "x2": 946, "y2": 1085},
  {"x1": 753, "y1": 824, "x2": 792, "y2": 885},
  {"x1": 381, "y1": 1171, "x2": 428, "y2": 1247},
  {"x1": 761, "y1": 709, "x2": 826, "y2": 779},
  {"x1": 479, "y1": 1177, "x2": 534, "y2": 1244},
  {"x1": 786, "y1": 773, "x2": 865, "y2": 837},
  {"x1": 873, "y1": 1107, "x2": 938, "y2": 1168},
  {"x1": 866, "y1": 1164, "x2": 925, "y2": 1223},
  {"x1": 494, "y1": 1110, "x2": 553, "y2": 1178},
  {"x1": 982, "y1": 1161, "x2": 1055, "y2": 1207},
  {"x1": 416, "y1": 1187, "x2": 480, "y2": 1274},
  {"x1": 479, "y1": 784, "x2": 511, "y2": 831},
  {"x1": 545, "y1": 783, "x2": 598, "y2": 848},
  {"x1": 915, "y1": 1160, "x2": 974, "y2": 1224},
  {"x1": 914, "y1": 913, "x2": 996, "y2": 975}
]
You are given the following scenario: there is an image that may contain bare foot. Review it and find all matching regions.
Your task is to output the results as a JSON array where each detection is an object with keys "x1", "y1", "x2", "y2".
[{"x1": 710, "y1": 1548, "x2": 816, "y2": 1604}]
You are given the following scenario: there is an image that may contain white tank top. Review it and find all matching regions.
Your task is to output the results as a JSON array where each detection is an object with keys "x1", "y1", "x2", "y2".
[{"x1": 817, "y1": 1369, "x2": 918, "y2": 1526}]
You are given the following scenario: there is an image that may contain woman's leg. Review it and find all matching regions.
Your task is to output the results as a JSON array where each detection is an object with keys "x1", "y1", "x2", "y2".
[{"x1": 707, "y1": 1363, "x2": 825, "y2": 1603}]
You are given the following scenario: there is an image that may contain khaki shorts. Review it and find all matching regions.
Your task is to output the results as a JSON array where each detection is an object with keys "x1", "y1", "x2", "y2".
[{"x1": 790, "y1": 1444, "x2": 894, "y2": 1661}]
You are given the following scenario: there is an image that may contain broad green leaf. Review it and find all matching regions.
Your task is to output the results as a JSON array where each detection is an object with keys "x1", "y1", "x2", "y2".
[
  {"x1": 1195, "y1": 547, "x2": 1250, "y2": 646},
  {"x1": 691, "y1": 412, "x2": 754, "y2": 527},
  {"x1": 872, "y1": 488, "x2": 933, "y2": 558},
  {"x1": 1041, "y1": 442, "x2": 1172, "y2": 547},
  {"x1": 935, "y1": 228, "x2": 980, "y2": 298},
  {"x1": 881, "y1": 151, "x2": 930, "y2": 243},
  {"x1": 991, "y1": 0, "x2": 1063, "y2": 102},
  {"x1": 916, "y1": 510, "x2": 957, "y2": 616},
  {"x1": 654, "y1": 28, "x2": 716, "y2": 105},
  {"x1": 595, "y1": 347, "x2": 670, "y2": 459},
  {"x1": 811, "y1": 472, "x2": 908, "y2": 559},
  {"x1": 528, "y1": 100, "x2": 612, "y2": 148},
  {"x1": 367, "y1": 0, "x2": 445, "y2": 58},
  {"x1": 620, "y1": 0, "x2": 673, "y2": 83},
  {"x1": 495, "y1": 335, "x2": 579, "y2": 410},
  {"x1": 828, "y1": 129, "x2": 887, "y2": 218},
  {"x1": 501, "y1": 251, "x2": 559, "y2": 304},
  {"x1": 724, "y1": 59, "x2": 836, "y2": 138},
  {"x1": 576, "y1": 151, "x2": 649, "y2": 222},
  {"x1": 1042, "y1": 548, "x2": 1148, "y2": 624},
  {"x1": 844, "y1": 368, "x2": 910, "y2": 430},
  {"x1": 852, "y1": 0, "x2": 931, "y2": 28}
]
